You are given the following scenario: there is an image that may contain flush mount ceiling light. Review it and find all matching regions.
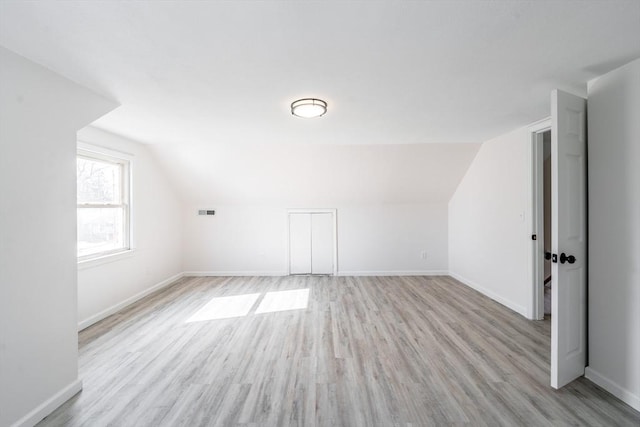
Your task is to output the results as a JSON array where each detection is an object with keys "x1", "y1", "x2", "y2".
[{"x1": 291, "y1": 98, "x2": 327, "y2": 118}]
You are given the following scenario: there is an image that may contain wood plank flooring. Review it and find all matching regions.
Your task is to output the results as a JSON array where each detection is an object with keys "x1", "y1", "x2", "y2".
[{"x1": 38, "y1": 276, "x2": 640, "y2": 426}]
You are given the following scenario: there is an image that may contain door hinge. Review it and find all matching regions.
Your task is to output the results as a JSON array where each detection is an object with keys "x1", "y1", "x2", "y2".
[{"x1": 532, "y1": 234, "x2": 537, "y2": 240}]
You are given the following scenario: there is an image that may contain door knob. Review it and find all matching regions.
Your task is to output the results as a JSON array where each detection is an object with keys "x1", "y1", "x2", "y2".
[
  {"x1": 545, "y1": 251, "x2": 552, "y2": 260},
  {"x1": 560, "y1": 253, "x2": 576, "y2": 264}
]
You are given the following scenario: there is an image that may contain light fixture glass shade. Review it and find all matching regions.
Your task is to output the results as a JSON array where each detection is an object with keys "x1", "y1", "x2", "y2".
[{"x1": 291, "y1": 98, "x2": 327, "y2": 118}]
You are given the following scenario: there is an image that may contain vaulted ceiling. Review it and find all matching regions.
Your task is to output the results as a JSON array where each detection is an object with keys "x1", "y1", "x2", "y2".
[{"x1": 1, "y1": 1, "x2": 638, "y2": 147}]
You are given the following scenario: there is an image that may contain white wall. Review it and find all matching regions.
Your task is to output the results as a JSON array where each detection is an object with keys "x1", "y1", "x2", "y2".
[
  {"x1": 0, "y1": 47, "x2": 116, "y2": 427},
  {"x1": 337, "y1": 203, "x2": 448, "y2": 275},
  {"x1": 585, "y1": 58, "x2": 640, "y2": 410},
  {"x1": 159, "y1": 142, "x2": 477, "y2": 277},
  {"x1": 448, "y1": 125, "x2": 533, "y2": 317},
  {"x1": 183, "y1": 203, "x2": 448, "y2": 275},
  {"x1": 77, "y1": 127, "x2": 184, "y2": 329}
]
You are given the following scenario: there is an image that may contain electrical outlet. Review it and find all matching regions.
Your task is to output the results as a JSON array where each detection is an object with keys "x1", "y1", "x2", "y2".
[{"x1": 420, "y1": 250, "x2": 427, "y2": 260}]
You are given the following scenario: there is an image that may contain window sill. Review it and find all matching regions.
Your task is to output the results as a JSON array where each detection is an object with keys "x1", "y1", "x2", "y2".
[{"x1": 78, "y1": 249, "x2": 135, "y2": 270}]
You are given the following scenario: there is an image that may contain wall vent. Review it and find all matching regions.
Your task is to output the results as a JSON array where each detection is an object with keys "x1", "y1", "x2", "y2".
[{"x1": 198, "y1": 210, "x2": 215, "y2": 216}]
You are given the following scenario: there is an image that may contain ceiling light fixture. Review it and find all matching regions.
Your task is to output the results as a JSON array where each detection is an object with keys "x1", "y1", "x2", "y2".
[{"x1": 291, "y1": 98, "x2": 327, "y2": 118}]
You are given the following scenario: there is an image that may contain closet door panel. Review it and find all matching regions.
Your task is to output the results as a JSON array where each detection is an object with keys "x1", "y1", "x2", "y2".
[
  {"x1": 311, "y1": 213, "x2": 333, "y2": 275},
  {"x1": 289, "y1": 213, "x2": 312, "y2": 274}
]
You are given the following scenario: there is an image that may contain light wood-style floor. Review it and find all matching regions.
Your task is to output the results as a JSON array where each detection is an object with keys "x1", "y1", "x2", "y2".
[{"x1": 39, "y1": 276, "x2": 640, "y2": 426}]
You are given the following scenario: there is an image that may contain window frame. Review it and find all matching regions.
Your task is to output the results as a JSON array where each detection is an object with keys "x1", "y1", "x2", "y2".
[{"x1": 77, "y1": 142, "x2": 133, "y2": 263}]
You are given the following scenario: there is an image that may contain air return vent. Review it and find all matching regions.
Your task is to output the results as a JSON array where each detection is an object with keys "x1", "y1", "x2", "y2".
[{"x1": 198, "y1": 210, "x2": 215, "y2": 216}]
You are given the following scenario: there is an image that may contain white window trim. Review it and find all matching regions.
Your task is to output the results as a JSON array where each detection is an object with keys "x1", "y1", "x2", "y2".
[
  {"x1": 77, "y1": 248, "x2": 136, "y2": 270},
  {"x1": 77, "y1": 142, "x2": 135, "y2": 264}
]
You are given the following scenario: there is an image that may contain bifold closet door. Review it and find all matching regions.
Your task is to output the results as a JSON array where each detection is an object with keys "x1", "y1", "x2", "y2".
[
  {"x1": 311, "y1": 213, "x2": 333, "y2": 274},
  {"x1": 289, "y1": 213, "x2": 312, "y2": 274},
  {"x1": 289, "y1": 212, "x2": 334, "y2": 275}
]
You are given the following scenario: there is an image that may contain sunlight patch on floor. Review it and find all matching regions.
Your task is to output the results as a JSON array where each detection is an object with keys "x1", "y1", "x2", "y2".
[
  {"x1": 255, "y1": 289, "x2": 310, "y2": 314},
  {"x1": 185, "y1": 289, "x2": 310, "y2": 323},
  {"x1": 186, "y1": 293, "x2": 261, "y2": 322}
]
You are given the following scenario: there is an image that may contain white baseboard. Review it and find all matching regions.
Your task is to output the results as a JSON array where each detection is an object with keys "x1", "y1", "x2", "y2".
[
  {"x1": 337, "y1": 270, "x2": 448, "y2": 277},
  {"x1": 184, "y1": 270, "x2": 448, "y2": 277},
  {"x1": 78, "y1": 272, "x2": 184, "y2": 330},
  {"x1": 10, "y1": 379, "x2": 82, "y2": 427},
  {"x1": 184, "y1": 271, "x2": 288, "y2": 277},
  {"x1": 448, "y1": 271, "x2": 528, "y2": 317},
  {"x1": 585, "y1": 367, "x2": 640, "y2": 411}
]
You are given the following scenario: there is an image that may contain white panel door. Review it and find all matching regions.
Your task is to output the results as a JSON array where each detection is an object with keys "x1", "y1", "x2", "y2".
[
  {"x1": 311, "y1": 213, "x2": 334, "y2": 275},
  {"x1": 289, "y1": 213, "x2": 312, "y2": 275},
  {"x1": 550, "y1": 89, "x2": 587, "y2": 389}
]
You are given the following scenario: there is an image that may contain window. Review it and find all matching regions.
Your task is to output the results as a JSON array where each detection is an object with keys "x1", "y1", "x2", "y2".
[{"x1": 77, "y1": 147, "x2": 131, "y2": 261}]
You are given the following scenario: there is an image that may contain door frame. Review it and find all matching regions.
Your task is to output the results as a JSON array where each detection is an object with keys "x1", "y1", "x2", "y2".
[
  {"x1": 529, "y1": 118, "x2": 552, "y2": 321},
  {"x1": 286, "y1": 208, "x2": 338, "y2": 276}
]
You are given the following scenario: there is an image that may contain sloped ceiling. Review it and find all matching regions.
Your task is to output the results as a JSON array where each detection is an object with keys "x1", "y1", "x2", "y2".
[
  {"x1": 148, "y1": 140, "x2": 481, "y2": 204},
  {"x1": 1, "y1": 1, "x2": 638, "y2": 203}
]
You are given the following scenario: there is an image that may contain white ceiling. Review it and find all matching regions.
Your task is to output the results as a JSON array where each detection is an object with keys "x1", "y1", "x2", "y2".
[{"x1": 1, "y1": 1, "x2": 639, "y2": 147}]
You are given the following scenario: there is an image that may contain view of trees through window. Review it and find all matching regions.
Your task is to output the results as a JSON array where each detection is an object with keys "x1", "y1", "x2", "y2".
[{"x1": 77, "y1": 155, "x2": 128, "y2": 259}]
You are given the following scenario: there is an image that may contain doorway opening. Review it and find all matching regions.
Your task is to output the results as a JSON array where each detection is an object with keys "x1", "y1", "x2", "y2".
[
  {"x1": 531, "y1": 122, "x2": 552, "y2": 321},
  {"x1": 541, "y1": 130, "x2": 552, "y2": 317}
]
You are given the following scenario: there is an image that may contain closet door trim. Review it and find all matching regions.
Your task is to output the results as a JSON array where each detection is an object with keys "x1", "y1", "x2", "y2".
[{"x1": 286, "y1": 208, "x2": 337, "y2": 276}]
